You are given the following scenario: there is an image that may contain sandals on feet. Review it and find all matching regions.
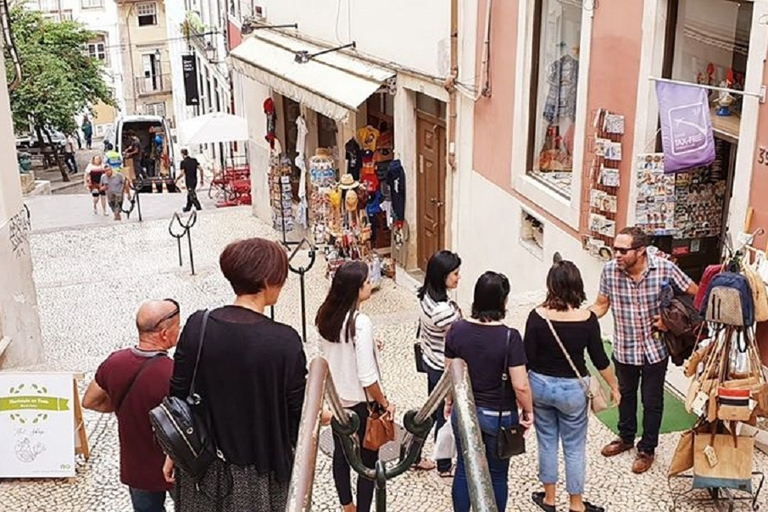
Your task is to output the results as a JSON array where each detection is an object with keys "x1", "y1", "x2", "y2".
[
  {"x1": 437, "y1": 467, "x2": 454, "y2": 478},
  {"x1": 532, "y1": 492, "x2": 556, "y2": 512},
  {"x1": 569, "y1": 501, "x2": 605, "y2": 512},
  {"x1": 411, "y1": 459, "x2": 436, "y2": 471}
]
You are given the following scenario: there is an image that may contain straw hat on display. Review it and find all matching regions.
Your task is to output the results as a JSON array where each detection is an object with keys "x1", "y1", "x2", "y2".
[{"x1": 339, "y1": 173, "x2": 360, "y2": 190}]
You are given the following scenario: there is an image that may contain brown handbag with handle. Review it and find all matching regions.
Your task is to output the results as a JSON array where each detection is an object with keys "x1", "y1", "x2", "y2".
[{"x1": 363, "y1": 402, "x2": 396, "y2": 451}]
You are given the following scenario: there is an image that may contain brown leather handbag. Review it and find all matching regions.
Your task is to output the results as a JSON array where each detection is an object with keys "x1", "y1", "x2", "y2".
[{"x1": 363, "y1": 402, "x2": 395, "y2": 451}]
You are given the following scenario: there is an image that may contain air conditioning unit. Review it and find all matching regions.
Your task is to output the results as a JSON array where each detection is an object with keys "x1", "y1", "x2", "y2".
[{"x1": 253, "y1": 4, "x2": 266, "y2": 20}]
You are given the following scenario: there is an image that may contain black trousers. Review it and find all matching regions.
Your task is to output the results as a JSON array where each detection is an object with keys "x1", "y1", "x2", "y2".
[
  {"x1": 614, "y1": 356, "x2": 669, "y2": 454},
  {"x1": 332, "y1": 402, "x2": 377, "y2": 512},
  {"x1": 63, "y1": 153, "x2": 77, "y2": 173},
  {"x1": 415, "y1": 365, "x2": 452, "y2": 472},
  {"x1": 184, "y1": 189, "x2": 202, "y2": 211}
]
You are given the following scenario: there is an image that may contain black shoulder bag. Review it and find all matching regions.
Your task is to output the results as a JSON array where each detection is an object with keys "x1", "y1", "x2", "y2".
[
  {"x1": 414, "y1": 322, "x2": 427, "y2": 374},
  {"x1": 148, "y1": 310, "x2": 219, "y2": 480},
  {"x1": 495, "y1": 329, "x2": 526, "y2": 459}
]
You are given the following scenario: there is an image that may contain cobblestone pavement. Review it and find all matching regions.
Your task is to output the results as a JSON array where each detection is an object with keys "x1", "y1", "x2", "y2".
[{"x1": 1, "y1": 199, "x2": 767, "y2": 511}]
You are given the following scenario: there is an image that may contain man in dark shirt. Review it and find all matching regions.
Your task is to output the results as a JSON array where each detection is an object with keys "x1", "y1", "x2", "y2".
[
  {"x1": 82, "y1": 299, "x2": 181, "y2": 512},
  {"x1": 123, "y1": 133, "x2": 143, "y2": 180},
  {"x1": 175, "y1": 149, "x2": 203, "y2": 212}
]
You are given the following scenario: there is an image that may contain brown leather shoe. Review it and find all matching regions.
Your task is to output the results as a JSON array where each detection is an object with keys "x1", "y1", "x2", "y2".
[
  {"x1": 601, "y1": 438, "x2": 634, "y2": 457},
  {"x1": 632, "y1": 452, "x2": 654, "y2": 474}
]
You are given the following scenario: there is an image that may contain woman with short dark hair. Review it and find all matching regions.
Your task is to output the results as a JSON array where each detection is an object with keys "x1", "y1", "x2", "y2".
[
  {"x1": 317, "y1": 261, "x2": 395, "y2": 512},
  {"x1": 167, "y1": 237, "x2": 307, "y2": 511},
  {"x1": 444, "y1": 271, "x2": 533, "y2": 511},
  {"x1": 414, "y1": 250, "x2": 462, "y2": 475},
  {"x1": 525, "y1": 259, "x2": 620, "y2": 512}
]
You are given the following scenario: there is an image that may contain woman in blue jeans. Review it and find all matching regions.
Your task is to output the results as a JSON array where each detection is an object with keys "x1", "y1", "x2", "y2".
[
  {"x1": 524, "y1": 258, "x2": 620, "y2": 512},
  {"x1": 444, "y1": 271, "x2": 533, "y2": 511}
]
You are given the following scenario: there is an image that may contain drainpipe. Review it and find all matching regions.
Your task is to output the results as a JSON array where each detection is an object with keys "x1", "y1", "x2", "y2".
[
  {"x1": 445, "y1": 0, "x2": 459, "y2": 171},
  {"x1": 125, "y1": 4, "x2": 137, "y2": 114}
]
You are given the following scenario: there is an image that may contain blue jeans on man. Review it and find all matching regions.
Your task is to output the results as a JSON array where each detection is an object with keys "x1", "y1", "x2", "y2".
[
  {"x1": 451, "y1": 406, "x2": 516, "y2": 511},
  {"x1": 529, "y1": 371, "x2": 589, "y2": 495},
  {"x1": 129, "y1": 488, "x2": 166, "y2": 512}
]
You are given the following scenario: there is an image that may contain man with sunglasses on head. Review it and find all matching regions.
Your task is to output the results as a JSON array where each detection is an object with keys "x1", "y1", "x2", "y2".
[
  {"x1": 83, "y1": 299, "x2": 181, "y2": 512},
  {"x1": 589, "y1": 227, "x2": 697, "y2": 475}
]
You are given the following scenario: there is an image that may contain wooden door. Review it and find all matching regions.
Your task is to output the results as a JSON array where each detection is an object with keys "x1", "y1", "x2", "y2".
[{"x1": 416, "y1": 113, "x2": 446, "y2": 271}]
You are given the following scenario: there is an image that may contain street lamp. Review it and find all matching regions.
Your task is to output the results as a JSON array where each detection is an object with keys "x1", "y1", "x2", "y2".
[{"x1": 204, "y1": 41, "x2": 216, "y2": 63}]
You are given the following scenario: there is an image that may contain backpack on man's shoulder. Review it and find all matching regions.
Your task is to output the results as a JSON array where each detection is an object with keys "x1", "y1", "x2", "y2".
[{"x1": 699, "y1": 271, "x2": 754, "y2": 327}]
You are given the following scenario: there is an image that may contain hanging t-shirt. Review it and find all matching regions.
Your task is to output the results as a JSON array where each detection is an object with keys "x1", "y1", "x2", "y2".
[
  {"x1": 345, "y1": 138, "x2": 362, "y2": 180},
  {"x1": 386, "y1": 159, "x2": 406, "y2": 221},
  {"x1": 356, "y1": 125, "x2": 380, "y2": 152},
  {"x1": 543, "y1": 54, "x2": 579, "y2": 125},
  {"x1": 296, "y1": 116, "x2": 308, "y2": 155}
]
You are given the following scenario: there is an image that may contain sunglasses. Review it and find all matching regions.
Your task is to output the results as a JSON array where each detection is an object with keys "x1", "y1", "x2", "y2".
[
  {"x1": 613, "y1": 246, "x2": 642, "y2": 255},
  {"x1": 150, "y1": 298, "x2": 180, "y2": 331}
]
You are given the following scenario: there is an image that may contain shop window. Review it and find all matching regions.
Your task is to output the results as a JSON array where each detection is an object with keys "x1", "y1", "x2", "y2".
[
  {"x1": 527, "y1": 0, "x2": 584, "y2": 198},
  {"x1": 137, "y1": 2, "x2": 158, "y2": 27},
  {"x1": 663, "y1": 0, "x2": 753, "y2": 143},
  {"x1": 520, "y1": 211, "x2": 544, "y2": 258}
]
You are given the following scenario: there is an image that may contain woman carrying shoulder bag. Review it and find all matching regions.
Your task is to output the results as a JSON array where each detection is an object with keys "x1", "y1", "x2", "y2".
[
  {"x1": 317, "y1": 261, "x2": 395, "y2": 512},
  {"x1": 524, "y1": 259, "x2": 620, "y2": 512},
  {"x1": 444, "y1": 271, "x2": 533, "y2": 511},
  {"x1": 166, "y1": 238, "x2": 307, "y2": 511}
]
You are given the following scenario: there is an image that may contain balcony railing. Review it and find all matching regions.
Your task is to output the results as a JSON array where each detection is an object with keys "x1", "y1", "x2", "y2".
[{"x1": 134, "y1": 74, "x2": 171, "y2": 96}]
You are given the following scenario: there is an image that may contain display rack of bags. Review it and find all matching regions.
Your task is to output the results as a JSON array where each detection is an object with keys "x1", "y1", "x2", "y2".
[
  {"x1": 669, "y1": 249, "x2": 767, "y2": 511},
  {"x1": 268, "y1": 154, "x2": 294, "y2": 232}
]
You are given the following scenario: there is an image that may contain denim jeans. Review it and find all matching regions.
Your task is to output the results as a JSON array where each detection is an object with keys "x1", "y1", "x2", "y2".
[
  {"x1": 128, "y1": 488, "x2": 166, "y2": 512},
  {"x1": 614, "y1": 356, "x2": 668, "y2": 453},
  {"x1": 529, "y1": 371, "x2": 589, "y2": 495},
  {"x1": 452, "y1": 406, "x2": 517, "y2": 511}
]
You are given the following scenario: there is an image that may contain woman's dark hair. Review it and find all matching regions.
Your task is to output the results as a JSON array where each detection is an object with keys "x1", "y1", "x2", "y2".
[
  {"x1": 543, "y1": 260, "x2": 587, "y2": 311},
  {"x1": 471, "y1": 271, "x2": 510, "y2": 322},
  {"x1": 316, "y1": 261, "x2": 369, "y2": 343},
  {"x1": 219, "y1": 238, "x2": 288, "y2": 296},
  {"x1": 418, "y1": 250, "x2": 461, "y2": 302}
]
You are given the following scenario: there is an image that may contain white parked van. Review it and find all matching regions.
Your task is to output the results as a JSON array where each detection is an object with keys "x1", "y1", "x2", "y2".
[{"x1": 107, "y1": 115, "x2": 176, "y2": 179}]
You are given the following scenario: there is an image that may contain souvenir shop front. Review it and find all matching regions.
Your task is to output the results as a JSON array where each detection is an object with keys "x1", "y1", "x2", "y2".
[{"x1": 230, "y1": 31, "x2": 405, "y2": 283}]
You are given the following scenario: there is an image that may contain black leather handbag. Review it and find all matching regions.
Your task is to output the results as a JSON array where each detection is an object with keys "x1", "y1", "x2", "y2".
[
  {"x1": 149, "y1": 310, "x2": 219, "y2": 480},
  {"x1": 495, "y1": 330, "x2": 525, "y2": 459}
]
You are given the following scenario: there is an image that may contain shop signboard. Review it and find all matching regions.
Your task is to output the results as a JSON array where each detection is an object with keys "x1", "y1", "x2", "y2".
[
  {"x1": 182, "y1": 55, "x2": 200, "y2": 107},
  {"x1": 656, "y1": 81, "x2": 715, "y2": 172},
  {"x1": 0, "y1": 373, "x2": 75, "y2": 478}
]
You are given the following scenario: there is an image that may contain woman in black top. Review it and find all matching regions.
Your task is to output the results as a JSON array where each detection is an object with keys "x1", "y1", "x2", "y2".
[
  {"x1": 166, "y1": 238, "x2": 307, "y2": 511},
  {"x1": 444, "y1": 271, "x2": 533, "y2": 512},
  {"x1": 524, "y1": 259, "x2": 619, "y2": 512}
]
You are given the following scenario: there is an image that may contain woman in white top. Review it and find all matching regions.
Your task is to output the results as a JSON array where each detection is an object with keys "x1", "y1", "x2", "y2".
[{"x1": 316, "y1": 261, "x2": 395, "y2": 512}]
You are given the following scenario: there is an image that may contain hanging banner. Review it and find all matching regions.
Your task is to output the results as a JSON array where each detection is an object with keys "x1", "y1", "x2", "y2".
[
  {"x1": 656, "y1": 81, "x2": 715, "y2": 173},
  {"x1": 0, "y1": 373, "x2": 75, "y2": 478},
  {"x1": 182, "y1": 55, "x2": 200, "y2": 107}
]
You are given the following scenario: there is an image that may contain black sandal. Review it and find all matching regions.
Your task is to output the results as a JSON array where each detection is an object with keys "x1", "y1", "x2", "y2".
[
  {"x1": 569, "y1": 502, "x2": 605, "y2": 512},
  {"x1": 532, "y1": 492, "x2": 556, "y2": 512}
]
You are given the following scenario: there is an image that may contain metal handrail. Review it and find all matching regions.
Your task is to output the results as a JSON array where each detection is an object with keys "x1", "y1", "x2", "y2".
[{"x1": 286, "y1": 356, "x2": 497, "y2": 512}]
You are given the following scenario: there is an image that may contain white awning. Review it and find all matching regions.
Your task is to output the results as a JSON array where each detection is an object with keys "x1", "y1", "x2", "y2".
[{"x1": 229, "y1": 31, "x2": 395, "y2": 121}]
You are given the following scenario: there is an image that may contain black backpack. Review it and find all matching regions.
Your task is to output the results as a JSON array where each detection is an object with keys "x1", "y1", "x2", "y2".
[{"x1": 148, "y1": 310, "x2": 219, "y2": 480}]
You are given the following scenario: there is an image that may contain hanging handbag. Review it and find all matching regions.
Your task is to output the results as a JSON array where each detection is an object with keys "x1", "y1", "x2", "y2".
[
  {"x1": 414, "y1": 322, "x2": 427, "y2": 374},
  {"x1": 362, "y1": 326, "x2": 396, "y2": 451},
  {"x1": 495, "y1": 330, "x2": 526, "y2": 459},
  {"x1": 742, "y1": 261, "x2": 768, "y2": 322},
  {"x1": 148, "y1": 310, "x2": 219, "y2": 480},
  {"x1": 542, "y1": 311, "x2": 612, "y2": 413},
  {"x1": 693, "y1": 424, "x2": 755, "y2": 492}
]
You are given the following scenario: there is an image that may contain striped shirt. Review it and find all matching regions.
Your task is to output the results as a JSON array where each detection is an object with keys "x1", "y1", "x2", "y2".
[
  {"x1": 599, "y1": 254, "x2": 693, "y2": 366},
  {"x1": 419, "y1": 294, "x2": 461, "y2": 371}
]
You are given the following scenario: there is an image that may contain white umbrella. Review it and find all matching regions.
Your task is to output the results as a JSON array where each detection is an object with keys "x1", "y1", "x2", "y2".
[{"x1": 179, "y1": 112, "x2": 249, "y2": 145}]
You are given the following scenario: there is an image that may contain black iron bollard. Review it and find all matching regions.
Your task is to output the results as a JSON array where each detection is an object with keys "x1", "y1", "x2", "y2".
[
  {"x1": 286, "y1": 238, "x2": 316, "y2": 343},
  {"x1": 168, "y1": 210, "x2": 198, "y2": 275}
]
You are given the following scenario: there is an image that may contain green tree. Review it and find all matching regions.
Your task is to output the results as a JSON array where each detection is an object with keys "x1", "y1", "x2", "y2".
[{"x1": 4, "y1": 6, "x2": 116, "y2": 181}]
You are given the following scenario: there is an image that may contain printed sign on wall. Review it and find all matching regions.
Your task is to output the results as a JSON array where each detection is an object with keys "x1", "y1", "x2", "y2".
[{"x1": 0, "y1": 373, "x2": 75, "y2": 478}]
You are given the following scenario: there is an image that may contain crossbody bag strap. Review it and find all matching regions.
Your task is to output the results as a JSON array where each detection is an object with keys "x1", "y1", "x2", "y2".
[
  {"x1": 188, "y1": 309, "x2": 211, "y2": 403},
  {"x1": 114, "y1": 354, "x2": 164, "y2": 413},
  {"x1": 541, "y1": 310, "x2": 592, "y2": 398},
  {"x1": 498, "y1": 329, "x2": 511, "y2": 430}
]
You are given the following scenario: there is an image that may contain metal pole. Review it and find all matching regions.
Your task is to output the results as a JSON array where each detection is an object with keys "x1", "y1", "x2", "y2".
[
  {"x1": 176, "y1": 237, "x2": 183, "y2": 267},
  {"x1": 649, "y1": 76, "x2": 766, "y2": 102},
  {"x1": 135, "y1": 188, "x2": 143, "y2": 222},
  {"x1": 187, "y1": 228, "x2": 195, "y2": 275},
  {"x1": 450, "y1": 360, "x2": 497, "y2": 512},
  {"x1": 285, "y1": 357, "x2": 327, "y2": 512},
  {"x1": 374, "y1": 460, "x2": 387, "y2": 512},
  {"x1": 270, "y1": 305, "x2": 275, "y2": 320},
  {"x1": 299, "y1": 270, "x2": 307, "y2": 343}
]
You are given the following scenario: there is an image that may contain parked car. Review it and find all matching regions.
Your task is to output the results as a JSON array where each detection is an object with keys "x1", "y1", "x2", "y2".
[
  {"x1": 108, "y1": 115, "x2": 177, "y2": 179},
  {"x1": 15, "y1": 133, "x2": 31, "y2": 149},
  {"x1": 30, "y1": 129, "x2": 66, "y2": 148}
]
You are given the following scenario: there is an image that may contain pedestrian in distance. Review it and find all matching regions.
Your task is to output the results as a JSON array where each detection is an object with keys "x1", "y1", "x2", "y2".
[
  {"x1": 83, "y1": 154, "x2": 108, "y2": 216},
  {"x1": 590, "y1": 226, "x2": 697, "y2": 474},
  {"x1": 82, "y1": 115, "x2": 93, "y2": 150},
  {"x1": 123, "y1": 131, "x2": 143, "y2": 181},
  {"x1": 316, "y1": 260, "x2": 395, "y2": 512},
  {"x1": 100, "y1": 165, "x2": 129, "y2": 221},
  {"x1": 413, "y1": 250, "x2": 462, "y2": 476},
  {"x1": 524, "y1": 257, "x2": 620, "y2": 512},
  {"x1": 175, "y1": 149, "x2": 204, "y2": 212},
  {"x1": 63, "y1": 133, "x2": 78, "y2": 174},
  {"x1": 166, "y1": 238, "x2": 306, "y2": 512},
  {"x1": 444, "y1": 271, "x2": 533, "y2": 512},
  {"x1": 82, "y1": 299, "x2": 181, "y2": 512}
]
